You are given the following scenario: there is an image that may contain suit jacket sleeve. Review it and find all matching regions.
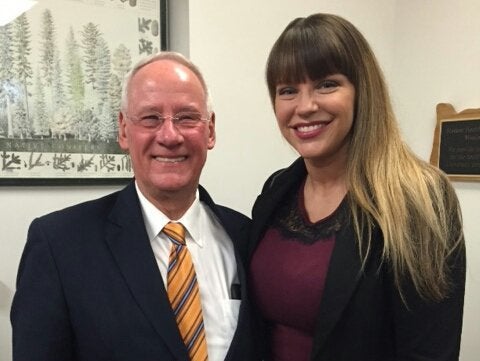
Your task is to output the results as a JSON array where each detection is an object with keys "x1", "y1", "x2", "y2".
[
  {"x1": 390, "y1": 238, "x2": 466, "y2": 360},
  {"x1": 11, "y1": 218, "x2": 75, "y2": 361}
]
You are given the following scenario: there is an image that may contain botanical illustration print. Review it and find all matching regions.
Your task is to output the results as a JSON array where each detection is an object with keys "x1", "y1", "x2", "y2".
[{"x1": 0, "y1": 0, "x2": 162, "y2": 180}]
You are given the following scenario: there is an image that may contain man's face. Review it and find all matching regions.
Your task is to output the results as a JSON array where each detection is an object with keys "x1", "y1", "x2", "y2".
[{"x1": 118, "y1": 59, "x2": 215, "y2": 205}]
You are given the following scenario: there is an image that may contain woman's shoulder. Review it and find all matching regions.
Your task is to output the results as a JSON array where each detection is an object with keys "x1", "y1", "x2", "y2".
[{"x1": 261, "y1": 157, "x2": 306, "y2": 193}]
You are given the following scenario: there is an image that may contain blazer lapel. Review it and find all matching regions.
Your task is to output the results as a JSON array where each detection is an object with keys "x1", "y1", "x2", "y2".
[
  {"x1": 310, "y1": 221, "x2": 363, "y2": 358},
  {"x1": 248, "y1": 158, "x2": 307, "y2": 262},
  {"x1": 105, "y1": 182, "x2": 188, "y2": 361},
  {"x1": 248, "y1": 192, "x2": 277, "y2": 261}
]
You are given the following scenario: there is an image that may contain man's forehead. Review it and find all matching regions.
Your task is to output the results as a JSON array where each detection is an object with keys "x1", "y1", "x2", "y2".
[
  {"x1": 127, "y1": 60, "x2": 207, "y2": 109},
  {"x1": 131, "y1": 60, "x2": 203, "y2": 91},
  {"x1": 173, "y1": 65, "x2": 189, "y2": 82}
]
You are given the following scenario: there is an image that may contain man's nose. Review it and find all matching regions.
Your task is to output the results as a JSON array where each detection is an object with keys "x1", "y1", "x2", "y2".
[{"x1": 154, "y1": 118, "x2": 183, "y2": 145}]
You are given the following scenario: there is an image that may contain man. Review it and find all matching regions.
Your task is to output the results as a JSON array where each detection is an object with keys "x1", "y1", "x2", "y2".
[{"x1": 11, "y1": 52, "x2": 258, "y2": 361}]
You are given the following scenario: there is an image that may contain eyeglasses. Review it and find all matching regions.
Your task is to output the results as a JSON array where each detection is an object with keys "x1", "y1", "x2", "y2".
[{"x1": 126, "y1": 111, "x2": 210, "y2": 131}]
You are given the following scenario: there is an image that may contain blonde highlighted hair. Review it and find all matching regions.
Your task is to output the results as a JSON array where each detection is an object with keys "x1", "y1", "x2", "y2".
[{"x1": 266, "y1": 13, "x2": 464, "y2": 301}]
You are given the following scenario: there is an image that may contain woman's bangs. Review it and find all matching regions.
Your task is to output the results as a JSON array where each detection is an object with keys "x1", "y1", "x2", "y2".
[
  {"x1": 270, "y1": 35, "x2": 346, "y2": 86},
  {"x1": 303, "y1": 40, "x2": 344, "y2": 81}
]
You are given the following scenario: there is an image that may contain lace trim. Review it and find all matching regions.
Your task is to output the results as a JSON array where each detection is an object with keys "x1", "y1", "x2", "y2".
[{"x1": 271, "y1": 181, "x2": 347, "y2": 245}]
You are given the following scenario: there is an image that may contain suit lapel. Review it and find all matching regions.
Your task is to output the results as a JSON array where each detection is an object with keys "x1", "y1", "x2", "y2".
[
  {"x1": 105, "y1": 182, "x2": 189, "y2": 361},
  {"x1": 248, "y1": 192, "x2": 277, "y2": 262},
  {"x1": 248, "y1": 158, "x2": 306, "y2": 263},
  {"x1": 310, "y1": 219, "x2": 363, "y2": 358}
]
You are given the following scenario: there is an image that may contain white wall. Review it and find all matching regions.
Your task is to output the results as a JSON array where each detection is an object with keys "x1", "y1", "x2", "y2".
[
  {"x1": 1, "y1": 1, "x2": 478, "y2": 360},
  {"x1": 391, "y1": 1, "x2": 480, "y2": 358}
]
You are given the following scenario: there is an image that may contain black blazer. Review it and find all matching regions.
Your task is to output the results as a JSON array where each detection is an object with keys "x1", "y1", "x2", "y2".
[
  {"x1": 248, "y1": 158, "x2": 466, "y2": 361},
  {"x1": 11, "y1": 181, "x2": 259, "y2": 361}
]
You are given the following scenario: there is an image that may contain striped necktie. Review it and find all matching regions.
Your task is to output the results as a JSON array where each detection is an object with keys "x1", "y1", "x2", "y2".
[{"x1": 163, "y1": 222, "x2": 208, "y2": 361}]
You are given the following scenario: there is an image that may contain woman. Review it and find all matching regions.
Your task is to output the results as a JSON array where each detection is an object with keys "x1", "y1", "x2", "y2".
[{"x1": 249, "y1": 13, "x2": 465, "y2": 361}]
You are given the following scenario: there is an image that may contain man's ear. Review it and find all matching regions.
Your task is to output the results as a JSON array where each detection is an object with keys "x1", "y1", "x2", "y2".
[
  {"x1": 118, "y1": 112, "x2": 129, "y2": 151},
  {"x1": 207, "y1": 112, "x2": 216, "y2": 150}
]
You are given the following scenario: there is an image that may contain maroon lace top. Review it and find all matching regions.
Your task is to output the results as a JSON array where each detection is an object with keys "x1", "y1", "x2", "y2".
[{"x1": 250, "y1": 183, "x2": 345, "y2": 361}]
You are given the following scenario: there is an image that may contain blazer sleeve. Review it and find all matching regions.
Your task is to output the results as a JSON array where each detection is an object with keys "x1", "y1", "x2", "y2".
[
  {"x1": 11, "y1": 218, "x2": 75, "y2": 361},
  {"x1": 390, "y1": 240, "x2": 466, "y2": 361}
]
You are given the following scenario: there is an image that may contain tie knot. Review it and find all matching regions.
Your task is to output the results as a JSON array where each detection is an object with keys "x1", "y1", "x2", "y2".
[{"x1": 163, "y1": 222, "x2": 186, "y2": 245}]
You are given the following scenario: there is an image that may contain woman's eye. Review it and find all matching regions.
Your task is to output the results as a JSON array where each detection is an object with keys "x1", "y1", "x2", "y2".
[
  {"x1": 319, "y1": 80, "x2": 337, "y2": 88},
  {"x1": 277, "y1": 87, "x2": 297, "y2": 97},
  {"x1": 316, "y1": 80, "x2": 338, "y2": 93}
]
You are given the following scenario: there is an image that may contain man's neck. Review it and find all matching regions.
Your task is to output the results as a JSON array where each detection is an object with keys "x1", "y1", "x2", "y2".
[{"x1": 136, "y1": 183, "x2": 197, "y2": 220}]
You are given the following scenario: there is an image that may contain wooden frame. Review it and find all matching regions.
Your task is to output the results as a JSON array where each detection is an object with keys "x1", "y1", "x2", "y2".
[
  {"x1": 0, "y1": 0, "x2": 168, "y2": 185},
  {"x1": 430, "y1": 103, "x2": 480, "y2": 182}
]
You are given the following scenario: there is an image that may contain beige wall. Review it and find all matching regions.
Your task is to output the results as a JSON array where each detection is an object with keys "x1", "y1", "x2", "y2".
[{"x1": 1, "y1": 1, "x2": 479, "y2": 360}]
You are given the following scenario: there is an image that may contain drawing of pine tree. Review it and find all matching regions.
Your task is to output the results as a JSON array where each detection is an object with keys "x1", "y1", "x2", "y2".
[
  {"x1": 0, "y1": 23, "x2": 15, "y2": 138},
  {"x1": 96, "y1": 37, "x2": 111, "y2": 114},
  {"x1": 40, "y1": 10, "x2": 55, "y2": 91},
  {"x1": 109, "y1": 73, "x2": 122, "y2": 139},
  {"x1": 112, "y1": 44, "x2": 132, "y2": 82},
  {"x1": 33, "y1": 69, "x2": 49, "y2": 138},
  {"x1": 65, "y1": 27, "x2": 85, "y2": 113},
  {"x1": 13, "y1": 13, "x2": 33, "y2": 138},
  {"x1": 58, "y1": 26, "x2": 84, "y2": 140},
  {"x1": 82, "y1": 23, "x2": 101, "y2": 90},
  {"x1": 52, "y1": 50, "x2": 65, "y2": 110}
]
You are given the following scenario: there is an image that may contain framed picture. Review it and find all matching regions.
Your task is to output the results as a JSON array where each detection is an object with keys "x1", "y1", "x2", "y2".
[{"x1": 0, "y1": 0, "x2": 168, "y2": 185}]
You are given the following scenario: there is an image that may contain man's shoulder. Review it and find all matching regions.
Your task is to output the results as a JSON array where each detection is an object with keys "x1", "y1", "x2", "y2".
[
  {"x1": 214, "y1": 204, "x2": 250, "y2": 224},
  {"x1": 203, "y1": 200, "x2": 251, "y2": 231},
  {"x1": 34, "y1": 186, "x2": 128, "y2": 228},
  {"x1": 198, "y1": 185, "x2": 250, "y2": 222}
]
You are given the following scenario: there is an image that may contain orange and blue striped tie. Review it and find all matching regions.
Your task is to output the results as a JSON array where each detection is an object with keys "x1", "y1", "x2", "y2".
[{"x1": 164, "y1": 222, "x2": 208, "y2": 361}]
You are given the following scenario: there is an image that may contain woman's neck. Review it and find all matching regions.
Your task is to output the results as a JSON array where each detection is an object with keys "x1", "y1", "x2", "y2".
[{"x1": 302, "y1": 157, "x2": 348, "y2": 223}]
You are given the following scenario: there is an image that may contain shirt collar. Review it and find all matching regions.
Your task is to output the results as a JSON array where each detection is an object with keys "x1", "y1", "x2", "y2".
[{"x1": 135, "y1": 183, "x2": 204, "y2": 247}]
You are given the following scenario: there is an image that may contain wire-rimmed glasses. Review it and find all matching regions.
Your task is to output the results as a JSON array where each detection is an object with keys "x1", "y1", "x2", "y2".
[{"x1": 126, "y1": 111, "x2": 210, "y2": 131}]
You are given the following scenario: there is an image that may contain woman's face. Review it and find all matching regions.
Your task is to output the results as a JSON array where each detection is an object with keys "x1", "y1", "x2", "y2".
[{"x1": 274, "y1": 73, "x2": 355, "y2": 168}]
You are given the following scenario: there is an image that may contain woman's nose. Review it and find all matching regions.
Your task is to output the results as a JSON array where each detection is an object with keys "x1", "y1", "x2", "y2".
[{"x1": 296, "y1": 91, "x2": 319, "y2": 115}]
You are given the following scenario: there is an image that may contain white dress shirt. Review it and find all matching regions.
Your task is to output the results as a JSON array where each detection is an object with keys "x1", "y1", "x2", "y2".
[{"x1": 135, "y1": 184, "x2": 240, "y2": 361}]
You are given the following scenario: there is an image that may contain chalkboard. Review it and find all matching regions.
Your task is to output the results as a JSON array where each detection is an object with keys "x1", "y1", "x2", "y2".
[
  {"x1": 430, "y1": 103, "x2": 480, "y2": 181},
  {"x1": 439, "y1": 119, "x2": 480, "y2": 176}
]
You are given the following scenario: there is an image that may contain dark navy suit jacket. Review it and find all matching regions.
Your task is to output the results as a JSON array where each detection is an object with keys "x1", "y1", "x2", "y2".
[{"x1": 11, "y1": 181, "x2": 258, "y2": 361}]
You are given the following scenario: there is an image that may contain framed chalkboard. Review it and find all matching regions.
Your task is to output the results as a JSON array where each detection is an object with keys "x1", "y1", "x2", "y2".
[{"x1": 430, "y1": 103, "x2": 480, "y2": 181}]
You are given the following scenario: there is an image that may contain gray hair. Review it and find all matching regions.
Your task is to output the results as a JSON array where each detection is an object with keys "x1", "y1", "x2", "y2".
[{"x1": 120, "y1": 51, "x2": 213, "y2": 113}]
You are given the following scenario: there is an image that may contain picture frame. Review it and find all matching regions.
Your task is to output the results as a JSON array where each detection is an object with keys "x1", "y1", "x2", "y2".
[
  {"x1": 430, "y1": 103, "x2": 480, "y2": 182},
  {"x1": 0, "y1": 0, "x2": 168, "y2": 185}
]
